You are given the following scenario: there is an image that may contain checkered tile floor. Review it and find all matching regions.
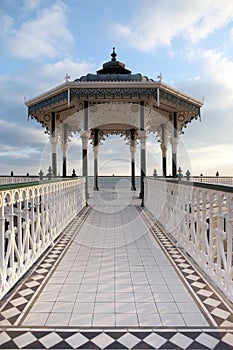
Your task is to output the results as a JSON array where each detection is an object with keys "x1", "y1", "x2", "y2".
[
  {"x1": 0, "y1": 190, "x2": 233, "y2": 349},
  {"x1": 1, "y1": 328, "x2": 233, "y2": 349}
]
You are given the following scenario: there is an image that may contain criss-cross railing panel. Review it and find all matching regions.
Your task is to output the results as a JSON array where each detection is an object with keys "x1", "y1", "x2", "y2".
[
  {"x1": 145, "y1": 178, "x2": 233, "y2": 302},
  {"x1": 0, "y1": 178, "x2": 86, "y2": 299}
]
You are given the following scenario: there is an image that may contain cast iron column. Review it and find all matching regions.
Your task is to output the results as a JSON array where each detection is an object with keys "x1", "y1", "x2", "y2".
[
  {"x1": 161, "y1": 124, "x2": 167, "y2": 177},
  {"x1": 140, "y1": 101, "x2": 146, "y2": 206},
  {"x1": 82, "y1": 101, "x2": 89, "y2": 201},
  {"x1": 172, "y1": 112, "x2": 178, "y2": 178},
  {"x1": 81, "y1": 132, "x2": 90, "y2": 203},
  {"x1": 93, "y1": 128, "x2": 99, "y2": 191},
  {"x1": 130, "y1": 129, "x2": 136, "y2": 191},
  {"x1": 62, "y1": 123, "x2": 68, "y2": 177},
  {"x1": 50, "y1": 111, "x2": 57, "y2": 177}
]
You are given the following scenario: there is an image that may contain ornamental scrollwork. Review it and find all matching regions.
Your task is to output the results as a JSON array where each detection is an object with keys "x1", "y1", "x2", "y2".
[
  {"x1": 28, "y1": 91, "x2": 68, "y2": 114},
  {"x1": 159, "y1": 90, "x2": 200, "y2": 114},
  {"x1": 28, "y1": 87, "x2": 200, "y2": 118},
  {"x1": 70, "y1": 88, "x2": 158, "y2": 99}
]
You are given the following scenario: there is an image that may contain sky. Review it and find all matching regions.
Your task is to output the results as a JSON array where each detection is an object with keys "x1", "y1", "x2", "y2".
[{"x1": 0, "y1": 0, "x2": 233, "y2": 177}]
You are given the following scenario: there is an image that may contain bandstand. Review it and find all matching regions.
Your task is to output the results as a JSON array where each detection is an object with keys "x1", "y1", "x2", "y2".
[{"x1": 25, "y1": 48, "x2": 203, "y2": 202}]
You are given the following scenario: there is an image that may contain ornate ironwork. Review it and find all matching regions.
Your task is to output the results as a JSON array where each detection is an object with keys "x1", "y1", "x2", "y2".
[
  {"x1": 28, "y1": 91, "x2": 68, "y2": 114},
  {"x1": 159, "y1": 89, "x2": 200, "y2": 114},
  {"x1": 71, "y1": 88, "x2": 158, "y2": 99},
  {"x1": 27, "y1": 87, "x2": 201, "y2": 117}
]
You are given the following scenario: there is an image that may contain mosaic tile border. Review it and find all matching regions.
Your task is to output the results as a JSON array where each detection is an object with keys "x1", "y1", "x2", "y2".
[
  {"x1": 0, "y1": 206, "x2": 91, "y2": 327},
  {"x1": 139, "y1": 206, "x2": 233, "y2": 329},
  {"x1": 0, "y1": 328, "x2": 233, "y2": 349}
]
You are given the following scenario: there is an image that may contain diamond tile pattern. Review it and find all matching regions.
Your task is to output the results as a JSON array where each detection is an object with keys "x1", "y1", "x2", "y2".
[{"x1": 0, "y1": 329, "x2": 233, "y2": 349}]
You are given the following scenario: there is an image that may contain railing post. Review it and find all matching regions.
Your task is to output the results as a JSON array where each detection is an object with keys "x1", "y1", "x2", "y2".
[
  {"x1": 226, "y1": 194, "x2": 233, "y2": 295},
  {"x1": 0, "y1": 193, "x2": 5, "y2": 293}
]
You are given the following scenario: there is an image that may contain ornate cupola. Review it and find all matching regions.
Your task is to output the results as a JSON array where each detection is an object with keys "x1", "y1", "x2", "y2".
[
  {"x1": 97, "y1": 47, "x2": 131, "y2": 75},
  {"x1": 77, "y1": 47, "x2": 149, "y2": 82}
]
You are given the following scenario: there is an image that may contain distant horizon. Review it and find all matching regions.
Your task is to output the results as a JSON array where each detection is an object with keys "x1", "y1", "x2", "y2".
[{"x1": 1, "y1": 173, "x2": 232, "y2": 178}]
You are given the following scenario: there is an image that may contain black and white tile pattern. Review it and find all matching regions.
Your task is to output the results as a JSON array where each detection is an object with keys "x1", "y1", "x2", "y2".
[{"x1": 0, "y1": 328, "x2": 233, "y2": 349}]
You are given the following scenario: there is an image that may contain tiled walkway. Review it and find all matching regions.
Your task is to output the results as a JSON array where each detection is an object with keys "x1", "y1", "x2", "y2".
[{"x1": 0, "y1": 189, "x2": 233, "y2": 349}]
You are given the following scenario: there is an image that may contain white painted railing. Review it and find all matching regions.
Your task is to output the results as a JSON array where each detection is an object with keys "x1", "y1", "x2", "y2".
[
  {"x1": 145, "y1": 177, "x2": 233, "y2": 302},
  {"x1": 190, "y1": 176, "x2": 233, "y2": 186},
  {"x1": 0, "y1": 178, "x2": 86, "y2": 299},
  {"x1": 0, "y1": 176, "x2": 40, "y2": 185}
]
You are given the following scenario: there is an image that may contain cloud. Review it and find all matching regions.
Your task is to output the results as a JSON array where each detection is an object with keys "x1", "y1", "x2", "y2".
[
  {"x1": 0, "y1": 13, "x2": 14, "y2": 38},
  {"x1": 0, "y1": 120, "x2": 48, "y2": 146},
  {"x1": 0, "y1": 58, "x2": 95, "y2": 124},
  {"x1": 173, "y1": 48, "x2": 233, "y2": 119},
  {"x1": 0, "y1": 120, "x2": 49, "y2": 175},
  {"x1": 1, "y1": 2, "x2": 73, "y2": 59},
  {"x1": 32, "y1": 59, "x2": 95, "y2": 92},
  {"x1": 188, "y1": 144, "x2": 233, "y2": 175},
  {"x1": 161, "y1": 45, "x2": 233, "y2": 176},
  {"x1": 23, "y1": 0, "x2": 45, "y2": 11},
  {"x1": 113, "y1": 0, "x2": 233, "y2": 51},
  {"x1": 0, "y1": 56, "x2": 95, "y2": 174}
]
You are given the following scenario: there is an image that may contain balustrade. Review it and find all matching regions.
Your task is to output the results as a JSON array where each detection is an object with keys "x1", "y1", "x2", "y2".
[
  {"x1": 0, "y1": 176, "x2": 40, "y2": 185},
  {"x1": 145, "y1": 178, "x2": 233, "y2": 302},
  {"x1": 190, "y1": 176, "x2": 233, "y2": 186},
  {"x1": 0, "y1": 178, "x2": 86, "y2": 299}
]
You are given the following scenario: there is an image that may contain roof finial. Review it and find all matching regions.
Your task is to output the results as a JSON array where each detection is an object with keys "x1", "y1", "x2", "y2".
[
  {"x1": 111, "y1": 47, "x2": 117, "y2": 61},
  {"x1": 65, "y1": 73, "x2": 70, "y2": 82},
  {"x1": 157, "y1": 72, "x2": 163, "y2": 83}
]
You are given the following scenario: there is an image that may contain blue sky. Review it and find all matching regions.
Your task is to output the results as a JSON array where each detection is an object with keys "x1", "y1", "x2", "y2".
[{"x1": 0, "y1": 0, "x2": 233, "y2": 176}]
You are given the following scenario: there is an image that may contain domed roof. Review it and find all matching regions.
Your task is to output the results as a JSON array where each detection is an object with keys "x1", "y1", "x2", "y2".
[
  {"x1": 97, "y1": 47, "x2": 131, "y2": 75},
  {"x1": 75, "y1": 48, "x2": 153, "y2": 82}
]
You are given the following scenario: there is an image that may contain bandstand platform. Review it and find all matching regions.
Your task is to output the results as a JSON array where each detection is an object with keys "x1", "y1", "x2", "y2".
[{"x1": 0, "y1": 187, "x2": 233, "y2": 349}]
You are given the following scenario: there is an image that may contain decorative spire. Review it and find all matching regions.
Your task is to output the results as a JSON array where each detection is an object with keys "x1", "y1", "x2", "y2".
[
  {"x1": 64, "y1": 73, "x2": 70, "y2": 82},
  {"x1": 111, "y1": 47, "x2": 117, "y2": 61},
  {"x1": 157, "y1": 72, "x2": 163, "y2": 83}
]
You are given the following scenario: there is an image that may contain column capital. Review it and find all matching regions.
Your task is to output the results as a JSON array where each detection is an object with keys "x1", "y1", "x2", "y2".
[
  {"x1": 130, "y1": 143, "x2": 136, "y2": 158},
  {"x1": 160, "y1": 143, "x2": 167, "y2": 157},
  {"x1": 50, "y1": 136, "x2": 58, "y2": 144},
  {"x1": 93, "y1": 145, "x2": 100, "y2": 159},
  {"x1": 138, "y1": 130, "x2": 148, "y2": 149},
  {"x1": 81, "y1": 131, "x2": 91, "y2": 150},
  {"x1": 61, "y1": 143, "x2": 68, "y2": 155},
  {"x1": 50, "y1": 136, "x2": 58, "y2": 153},
  {"x1": 138, "y1": 130, "x2": 148, "y2": 139},
  {"x1": 80, "y1": 130, "x2": 91, "y2": 138},
  {"x1": 171, "y1": 136, "x2": 179, "y2": 153}
]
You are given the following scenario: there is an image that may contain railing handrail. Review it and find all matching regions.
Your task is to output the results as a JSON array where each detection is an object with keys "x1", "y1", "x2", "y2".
[
  {"x1": 146, "y1": 176, "x2": 233, "y2": 193},
  {"x1": 0, "y1": 177, "x2": 85, "y2": 191}
]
